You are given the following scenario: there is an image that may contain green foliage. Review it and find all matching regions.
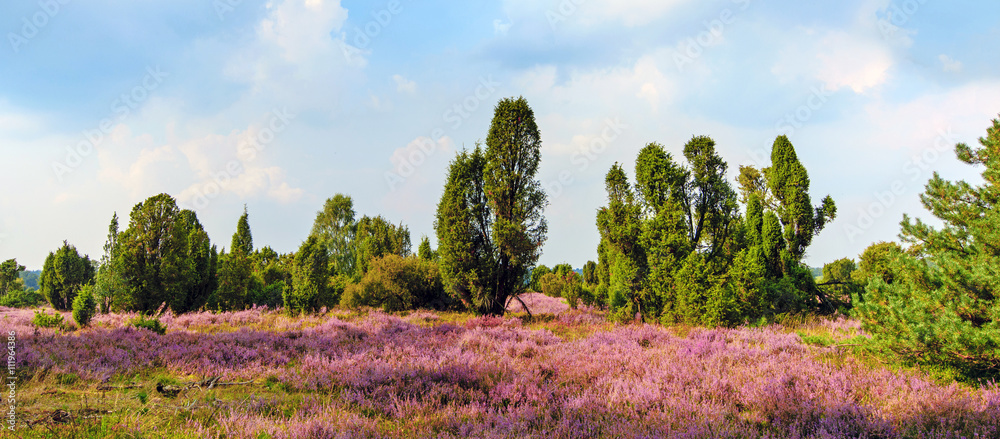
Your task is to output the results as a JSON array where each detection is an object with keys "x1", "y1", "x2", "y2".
[
  {"x1": 72, "y1": 285, "x2": 97, "y2": 327},
  {"x1": 854, "y1": 116, "x2": 1000, "y2": 376},
  {"x1": 93, "y1": 213, "x2": 128, "y2": 313},
  {"x1": 231, "y1": 205, "x2": 254, "y2": 257},
  {"x1": 596, "y1": 163, "x2": 647, "y2": 321},
  {"x1": 250, "y1": 246, "x2": 292, "y2": 309},
  {"x1": 435, "y1": 97, "x2": 548, "y2": 316},
  {"x1": 32, "y1": 310, "x2": 65, "y2": 328},
  {"x1": 40, "y1": 241, "x2": 95, "y2": 311},
  {"x1": 539, "y1": 272, "x2": 563, "y2": 298},
  {"x1": 19, "y1": 270, "x2": 40, "y2": 290},
  {"x1": 417, "y1": 235, "x2": 437, "y2": 261},
  {"x1": 213, "y1": 252, "x2": 258, "y2": 312},
  {"x1": 354, "y1": 215, "x2": 411, "y2": 276},
  {"x1": 820, "y1": 257, "x2": 860, "y2": 308},
  {"x1": 129, "y1": 314, "x2": 167, "y2": 335},
  {"x1": 853, "y1": 241, "x2": 904, "y2": 286},
  {"x1": 341, "y1": 255, "x2": 449, "y2": 312},
  {"x1": 0, "y1": 258, "x2": 26, "y2": 294},
  {"x1": 529, "y1": 265, "x2": 551, "y2": 292},
  {"x1": 597, "y1": 136, "x2": 835, "y2": 326},
  {"x1": 284, "y1": 236, "x2": 329, "y2": 314},
  {"x1": 540, "y1": 271, "x2": 583, "y2": 309},
  {"x1": 582, "y1": 261, "x2": 598, "y2": 285},
  {"x1": 116, "y1": 194, "x2": 217, "y2": 314},
  {"x1": 213, "y1": 208, "x2": 260, "y2": 311},
  {"x1": 311, "y1": 194, "x2": 357, "y2": 277},
  {"x1": 0, "y1": 288, "x2": 44, "y2": 308}
]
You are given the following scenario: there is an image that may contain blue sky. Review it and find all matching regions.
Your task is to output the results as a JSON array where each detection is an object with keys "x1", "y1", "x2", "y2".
[{"x1": 1, "y1": 0, "x2": 998, "y2": 270}]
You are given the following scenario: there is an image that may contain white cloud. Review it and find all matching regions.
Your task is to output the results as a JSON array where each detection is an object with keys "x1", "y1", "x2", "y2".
[
  {"x1": 502, "y1": 0, "x2": 694, "y2": 30},
  {"x1": 939, "y1": 54, "x2": 963, "y2": 73},
  {"x1": 514, "y1": 54, "x2": 673, "y2": 114},
  {"x1": 772, "y1": 29, "x2": 894, "y2": 94},
  {"x1": 493, "y1": 19, "x2": 512, "y2": 36},
  {"x1": 393, "y1": 74, "x2": 417, "y2": 94}
]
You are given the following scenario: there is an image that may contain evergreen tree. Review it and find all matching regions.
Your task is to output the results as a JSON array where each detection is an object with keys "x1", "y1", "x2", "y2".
[
  {"x1": 581, "y1": 261, "x2": 598, "y2": 285},
  {"x1": 214, "y1": 207, "x2": 257, "y2": 311},
  {"x1": 284, "y1": 236, "x2": 330, "y2": 314},
  {"x1": 596, "y1": 163, "x2": 647, "y2": 321},
  {"x1": 435, "y1": 97, "x2": 548, "y2": 316},
  {"x1": 417, "y1": 235, "x2": 436, "y2": 261},
  {"x1": 855, "y1": 116, "x2": 1000, "y2": 375},
  {"x1": 94, "y1": 213, "x2": 128, "y2": 312},
  {"x1": 40, "y1": 241, "x2": 95, "y2": 310},
  {"x1": 231, "y1": 205, "x2": 253, "y2": 256},
  {"x1": 72, "y1": 285, "x2": 97, "y2": 327},
  {"x1": 764, "y1": 135, "x2": 837, "y2": 268},
  {"x1": 116, "y1": 194, "x2": 216, "y2": 313}
]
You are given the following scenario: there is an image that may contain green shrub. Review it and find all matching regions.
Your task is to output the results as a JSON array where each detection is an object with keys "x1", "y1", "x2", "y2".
[
  {"x1": 341, "y1": 254, "x2": 450, "y2": 312},
  {"x1": 539, "y1": 273, "x2": 563, "y2": 298},
  {"x1": 0, "y1": 288, "x2": 44, "y2": 308},
  {"x1": 129, "y1": 314, "x2": 167, "y2": 334},
  {"x1": 72, "y1": 285, "x2": 98, "y2": 327},
  {"x1": 32, "y1": 310, "x2": 65, "y2": 328}
]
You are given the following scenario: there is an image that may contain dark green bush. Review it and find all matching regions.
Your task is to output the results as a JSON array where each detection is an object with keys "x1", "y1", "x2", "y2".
[
  {"x1": 341, "y1": 254, "x2": 450, "y2": 312},
  {"x1": 72, "y1": 285, "x2": 97, "y2": 327},
  {"x1": 129, "y1": 314, "x2": 167, "y2": 335},
  {"x1": 0, "y1": 288, "x2": 44, "y2": 308}
]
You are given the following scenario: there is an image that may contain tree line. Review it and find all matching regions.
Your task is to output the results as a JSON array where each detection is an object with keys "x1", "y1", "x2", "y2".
[{"x1": 5, "y1": 98, "x2": 999, "y2": 377}]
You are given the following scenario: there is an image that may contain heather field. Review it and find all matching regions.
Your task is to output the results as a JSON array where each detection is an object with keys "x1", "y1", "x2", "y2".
[{"x1": 5, "y1": 295, "x2": 1000, "y2": 439}]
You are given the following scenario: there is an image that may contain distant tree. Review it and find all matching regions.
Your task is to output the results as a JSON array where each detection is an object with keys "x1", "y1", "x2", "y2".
[
  {"x1": 854, "y1": 116, "x2": 1000, "y2": 374},
  {"x1": 853, "y1": 241, "x2": 905, "y2": 286},
  {"x1": 354, "y1": 215, "x2": 410, "y2": 276},
  {"x1": 214, "y1": 207, "x2": 258, "y2": 311},
  {"x1": 417, "y1": 235, "x2": 437, "y2": 261},
  {"x1": 284, "y1": 236, "x2": 330, "y2": 314},
  {"x1": 435, "y1": 97, "x2": 548, "y2": 316},
  {"x1": 820, "y1": 257, "x2": 860, "y2": 307},
  {"x1": 250, "y1": 246, "x2": 292, "y2": 308},
  {"x1": 0, "y1": 259, "x2": 25, "y2": 294},
  {"x1": 529, "y1": 265, "x2": 551, "y2": 292},
  {"x1": 93, "y1": 213, "x2": 129, "y2": 313},
  {"x1": 582, "y1": 260, "x2": 598, "y2": 285},
  {"x1": 40, "y1": 241, "x2": 95, "y2": 310},
  {"x1": 552, "y1": 263, "x2": 573, "y2": 278},
  {"x1": 231, "y1": 205, "x2": 253, "y2": 256},
  {"x1": 116, "y1": 194, "x2": 216, "y2": 313},
  {"x1": 310, "y1": 194, "x2": 357, "y2": 277},
  {"x1": 539, "y1": 273, "x2": 564, "y2": 298}
]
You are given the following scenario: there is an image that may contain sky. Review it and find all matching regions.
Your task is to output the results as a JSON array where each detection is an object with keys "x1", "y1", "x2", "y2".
[{"x1": 1, "y1": 0, "x2": 999, "y2": 270}]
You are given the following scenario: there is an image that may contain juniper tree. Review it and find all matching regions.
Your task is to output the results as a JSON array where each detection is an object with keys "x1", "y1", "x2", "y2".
[
  {"x1": 435, "y1": 97, "x2": 548, "y2": 316},
  {"x1": 40, "y1": 241, "x2": 95, "y2": 310},
  {"x1": 215, "y1": 207, "x2": 257, "y2": 311},
  {"x1": 116, "y1": 194, "x2": 216, "y2": 313}
]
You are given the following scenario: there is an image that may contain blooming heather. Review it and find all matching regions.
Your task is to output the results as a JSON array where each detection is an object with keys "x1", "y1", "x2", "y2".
[{"x1": 8, "y1": 307, "x2": 1000, "y2": 438}]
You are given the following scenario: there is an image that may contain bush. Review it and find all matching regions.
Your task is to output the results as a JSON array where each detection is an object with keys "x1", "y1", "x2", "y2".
[
  {"x1": 32, "y1": 310, "x2": 65, "y2": 328},
  {"x1": 341, "y1": 255, "x2": 450, "y2": 312},
  {"x1": 539, "y1": 273, "x2": 563, "y2": 298},
  {"x1": 129, "y1": 314, "x2": 167, "y2": 335},
  {"x1": 0, "y1": 288, "x2": 44, "y2": 308},
  {"x1": 72, "y1": 285, "x2": 97, "y2": 327}
]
